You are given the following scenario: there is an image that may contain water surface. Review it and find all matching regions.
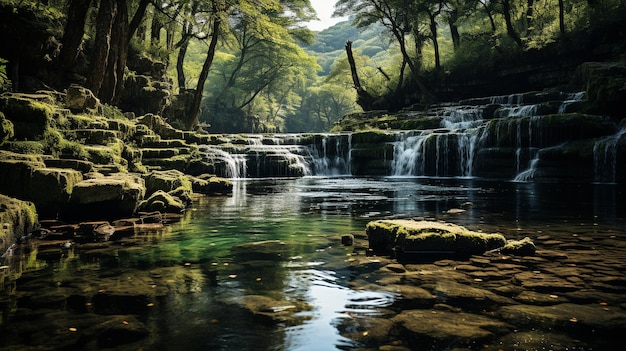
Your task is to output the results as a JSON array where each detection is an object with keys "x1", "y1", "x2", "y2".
[{"x1": 1, "y1": 177, "x2": 625, "y2": 350}]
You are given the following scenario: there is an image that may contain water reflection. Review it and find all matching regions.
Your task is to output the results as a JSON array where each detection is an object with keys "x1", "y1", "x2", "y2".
[{"x1": 0, "y1": 177, "x2": 624, "y2": 350}]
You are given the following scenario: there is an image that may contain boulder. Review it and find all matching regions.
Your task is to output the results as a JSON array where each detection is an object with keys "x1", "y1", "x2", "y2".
[
  {"x1": 191, "y1": 174, "x2": 233, "y2": 194},
  {"x1": 137, "y1": 190, "x2": 185, "y2": 213},
  {"x1": 65, "y1": 85, "x2": 100, "y2": 112},
  {"x1": 143, "y1": 169, "x2": 192, "y2": 197},
  {"x1": 0, "y1": 111, "x2": 14, "y2": 145},
  {"x1": 65, "y1": 174, "x2": 145, "y2": 220},
  {"x1": 0, "y1": 194, "x2": 38, "y2": 250},
  {"x1": 366, "y1": 220, "x2": 506, "y2": 260},
  {"x1": 0, "y1": 95, "x2": 53, "y2": 139},
  {"x1": 27, "y1": 167, "x2": 83, "y2": 217}
]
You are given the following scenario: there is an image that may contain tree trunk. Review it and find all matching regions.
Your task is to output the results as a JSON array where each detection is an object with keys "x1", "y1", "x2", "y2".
[
  {"x1": 345, "y1": 41, "x2": 375, "y2": 111},
  {"x1": 429, "y1": 11, "x2": 440, "y2": 70},
  {"x1": 391, "y1": 28, "x2": 434, "y2": 103},
  {"x1": 526, "y1": 0, "x2": 535, "y2": 36},
  {"x1": 502, "y1": 0, "x2": 523, "y2": 47},
  {"x1": 151, "y1": 10, "x2": 162, "y2": 46},
  {"x1": 558, "y1": 0, "x2": 565, "y2": 35},
  {"x1": 58, "y1": 0, "x2": 92, "y2": 72},
  {"x1": 86, "y1": 0, "x2": 117, "y2": 96},
  {"x1": 101, "y1": 0, "x2": 128, "y2": 104},
  {"x1": 176, "y1": 36, "x2": 190, "y2": 90},
  {"x1": 479, "y1": 0, "x2": 497, "y2": 33},
  {"x1": 448, "y1": 16, "x2": 461, "y2": 51},
  {"x1": 188, "y1": 15, "x2": 221, "y2": 129},
  {"x1": 128, "y1": 0, "x2": 150, "y2": 40}
]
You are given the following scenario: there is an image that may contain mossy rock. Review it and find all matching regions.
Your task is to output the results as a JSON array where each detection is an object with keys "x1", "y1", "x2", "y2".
[
  {"x1": 366, "y1": 220, "x2": 506, "y2": 260},
  {"x1": 0, "y1": 111, "x2": 14, "y2": 145},
  {"x1": 137, "y1": 190, "x2": 185, "y2": 213},
  {"x1": 190, "y1": 175, "x2": 233, "y2": 194},
  {"x1": 0, "y1": 95, "x2": 54, "y2": 140},
  {"x1": 351, "y1": 130, "x2": 396, "y2": 145},
  {"x1": 143, "y1": 169, "x2": 192, "y2": 196},
  {"x1": 501, "y1": 237, "x2": 536, "y2": 256},
  {"x1": 0, "y1": 194, "x2": 38, "y2": 248},
  {"x1": 65, "y1": 174, "x2": 146, "y2": 220},
  {"x1": 27, "y1": 167, "x2": 84, "y2": 217},
  {"x1": 576, "y1": 62, "x2": 626, "y2": 119},
  {"x1": 0, "y1": 158, "x2": 46, "y2": 200}
]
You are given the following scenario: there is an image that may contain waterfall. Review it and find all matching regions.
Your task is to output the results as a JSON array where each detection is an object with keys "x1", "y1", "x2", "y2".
[
  {"x1": 391, "y1": 131, "x2": 428, "y2": 176},
  {"x1": 558, "y1": 92, "x2": 585, "y2": 114},
  {"x1": 513, "y1": 155, "x2": 540, "y2": 182},
  {"x1": 593, "y1": 127, "x2": 626, "y2": 183},
  {"x1": 309, "y1": 134, "x2": 352, "y2": 176},
  {"x1": 203, "y1": 146, "x2": 248, "y2": 178},
  {"x1": 201, "y1": 133, "x2": 354, "y2": 178}
]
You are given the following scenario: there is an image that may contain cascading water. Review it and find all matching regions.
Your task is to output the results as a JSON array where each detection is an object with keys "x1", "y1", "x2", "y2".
[
  {"x1": 593, "y1": 126, "x2": 626, "y2": 183},
  {"x1": 199, "y1": 91, "x2": 618, "y2": 182},
  {"x1": 309, "y1": 134, "x2": 352, "y2": 176},
  {"x1": 203, "y1": 133, "x2": 353, "y2": 178},
  {"x1": 390, "y1": 106, "x2": 484, "y2": 177}
]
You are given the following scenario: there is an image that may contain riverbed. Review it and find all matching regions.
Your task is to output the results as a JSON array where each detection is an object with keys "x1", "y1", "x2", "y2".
[{"x1": 1, "y1": 177, "x2": 625, "y2": 350}]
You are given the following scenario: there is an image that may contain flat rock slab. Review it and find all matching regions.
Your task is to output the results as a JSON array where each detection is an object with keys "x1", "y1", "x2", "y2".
[{"x1": 392, "y1": 309, "x2": 511, "y2": 346}]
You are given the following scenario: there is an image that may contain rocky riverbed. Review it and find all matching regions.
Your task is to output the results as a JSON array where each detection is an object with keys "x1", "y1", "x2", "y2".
[{"x1": 2, "y1": 209, "x2": 625, "y2": 350}]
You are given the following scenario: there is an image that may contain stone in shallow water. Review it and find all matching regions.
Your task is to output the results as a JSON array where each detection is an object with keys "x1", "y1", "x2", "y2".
[
  {"x1": 391, "y1": 309, "x2": 511, "y2": 348},
  {"x1": 498, "y1": 303, "x2": 626, "y2": 333},
  {"x1": 366, "y1": 220, "x2": 506, "y2": 260}
]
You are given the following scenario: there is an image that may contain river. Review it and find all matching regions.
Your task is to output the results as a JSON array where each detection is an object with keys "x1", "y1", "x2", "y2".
[{"x1": 1, "y1": 176, "x2": 625, "y2": 350}]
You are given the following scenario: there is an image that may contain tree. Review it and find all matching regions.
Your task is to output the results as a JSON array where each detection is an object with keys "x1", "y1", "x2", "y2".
[
  {"x1": 58, "y1": 0, "x2": 92, "y2": 73},
  {"x1": 335, "y1": 0, "x2": 434, "y2": 103},
  {"x1": 85, "y1": 0, "x2": 117, "y2": 96}
]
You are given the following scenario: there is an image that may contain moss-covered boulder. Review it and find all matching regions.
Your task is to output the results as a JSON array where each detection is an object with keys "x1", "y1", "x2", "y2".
[
  {"x1": 143, "y1": 169, "x2": 192, "y2": 196},
  {"x1": 0, "y1": 194, "x2": 38, "y2": 251},
  {"x1": 27, "y1": 167, "x2": 83, "y2": 217},
  {"x1": 137, "y1": 190, "x2": 185, "y2": 213},
  {"x1": 65, "y1": 174, "x2": 146, "y2": 220},
  {"x1": 366, "y1": 220, "x2": 506, "y2": 260},
  {"x1": 0, "y1": 154, "x2": 46, "y2": 200},
  {"x1": 0, "y1": 95, "x2": 54, "y2": 140},
  {"x1": 0, "y1": 111, "x2": 14, "y2": 145},
  {"x1": 191, "y1": 174, "x2": 233, "y2": 195},
  {"x1": 64, "y1": 85, "x2": 100, "y2": 113}
]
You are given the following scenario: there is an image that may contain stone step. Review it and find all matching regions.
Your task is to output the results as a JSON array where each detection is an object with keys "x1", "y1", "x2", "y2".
[{"x1": 139, "y1": 147, "x2": 193, "y2": 159}]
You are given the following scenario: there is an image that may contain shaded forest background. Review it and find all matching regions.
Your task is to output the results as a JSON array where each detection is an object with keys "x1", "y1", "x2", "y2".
[{"x1": 1, "y1": 0, "x2": 625, "y2": 134}]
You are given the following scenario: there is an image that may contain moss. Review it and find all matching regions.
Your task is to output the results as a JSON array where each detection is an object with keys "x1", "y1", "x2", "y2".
[
  {"x1": 83, "y1": 145, "x2": 127, "y2": 169},
  {"x1": 0, "y1": 111, "x2": 14, "y2": 144},
  {"x1": 501, "y1": 237, "x2": 536, "y2": 256},
  {"x1": 66, "y1": 114, "x2": 95, "y2": 129},
  {"x1": 351, "y1": 130, "x2": 395, "y2": 144},
  {"x1": 2, "y1": 140, "x2": 44, "y2": 154}
]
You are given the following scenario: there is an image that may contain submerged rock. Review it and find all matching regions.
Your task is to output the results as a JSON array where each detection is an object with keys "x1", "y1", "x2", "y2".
[{"x1": 391, "y1": 309, "x2": 511, "y2": 348}]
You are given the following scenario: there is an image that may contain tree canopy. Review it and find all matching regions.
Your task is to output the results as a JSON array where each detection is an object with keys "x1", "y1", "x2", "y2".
[{"x1": 0, "y1": 0, "x2": 624, "y2": 132}]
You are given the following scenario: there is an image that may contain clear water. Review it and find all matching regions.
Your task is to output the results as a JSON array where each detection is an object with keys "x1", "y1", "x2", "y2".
[{"x1": 1, "y1": 177, "x2": 625, "y2": 350}]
